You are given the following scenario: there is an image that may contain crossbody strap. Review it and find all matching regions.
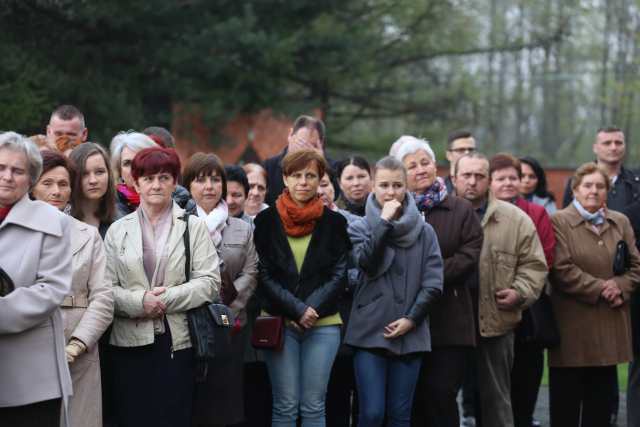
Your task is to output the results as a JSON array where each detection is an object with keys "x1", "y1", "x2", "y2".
[{"x1": 182, "y1": 213, "x2": 191, "y2": 282}]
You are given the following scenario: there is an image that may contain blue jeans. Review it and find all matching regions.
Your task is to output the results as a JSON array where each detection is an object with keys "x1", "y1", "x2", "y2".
[
  {"x1": 264, "y1": 325, "x2": 341, "y2": 427},
  {"x1": 353, "y1": 349, "x2": 422, "y2": 427}
]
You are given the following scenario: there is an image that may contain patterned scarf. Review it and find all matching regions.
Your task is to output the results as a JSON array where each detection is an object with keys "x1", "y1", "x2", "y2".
[
  {"x1": 572, "y1": 199, "x2": 605, "y2": 225},
  {"x1": 276, "y1": 189, "x2": 324, "y2": 237},
  {"x1": 413, "y1": 177, "x2": 448, "y2": 212},
  {"x1": 117, "y1": 183, "x2": 140, "y2": 207}
]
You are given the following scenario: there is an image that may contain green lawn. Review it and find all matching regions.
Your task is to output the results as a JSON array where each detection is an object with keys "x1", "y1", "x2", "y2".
[{"x1": 540, "y1": 351, "x2": 629, "y2": 388}]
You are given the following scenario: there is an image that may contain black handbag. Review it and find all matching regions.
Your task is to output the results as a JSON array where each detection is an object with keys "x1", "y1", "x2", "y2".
[
  {"x1": 613, "y1": 240, "x2": 631, "y2": 276},
  {"x1": 182, "y1": 214, "x2": 235, "y2": 382},
  {"x1": 0, "y1": 267, "x2": 15, "y2": 297},
  {"x1": 517, "y1": 288, "x2": 560, "y2": 349}
]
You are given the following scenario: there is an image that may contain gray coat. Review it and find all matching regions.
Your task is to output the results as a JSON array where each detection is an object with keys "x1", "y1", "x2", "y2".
[
  {"x1": 0, "y1": 195, "x2": 73, "y2": 419},
  {"x1": 345, "y1": 193, "x2": 443, "y2": 355}
]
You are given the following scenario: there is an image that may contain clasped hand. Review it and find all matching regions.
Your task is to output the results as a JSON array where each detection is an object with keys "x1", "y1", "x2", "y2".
[
  {"x1": 383, "y1": 318, "x2": 415, "y2": 339},
  {"x1": 143, "y1": 287, "x2": 167, "y2": 318},
  {"x1": 601, "y1": 279, "x2": 623, "y2": 308}
]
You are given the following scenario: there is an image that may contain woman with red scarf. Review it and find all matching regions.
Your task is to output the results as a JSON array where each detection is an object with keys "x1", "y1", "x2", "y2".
[
  {"x1": 109, "y1": 131, "x2": 157, "y2": 219},
  {"x1": 253, "y1": 149, "x2": 351, "y2": 427}
]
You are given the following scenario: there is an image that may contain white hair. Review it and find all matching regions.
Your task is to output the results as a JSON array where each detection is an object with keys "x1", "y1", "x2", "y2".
[
  {"x1": 0, "y1": 131, "x2": 43, "y2": 186},
  {"x1": 391, "y1": 135, "x2": 436, "y2": 164},
  {"x1": 109, "y1": 131, "x2": 157, "y2": 181}
]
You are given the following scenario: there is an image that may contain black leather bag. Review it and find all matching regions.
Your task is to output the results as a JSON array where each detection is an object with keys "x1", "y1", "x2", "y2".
[
  {"x1": 517, "y1": 289, "x2": 560, "y2": 349},
  {"x1": 0, "y1": 267, "x2": 15, "y2": 297},
  {"x1": 182, "y1": 214, "x2": 235, "y2": 382},
  {"x1": 613, "y1": 240, "x2": 631, "y2": 276}
]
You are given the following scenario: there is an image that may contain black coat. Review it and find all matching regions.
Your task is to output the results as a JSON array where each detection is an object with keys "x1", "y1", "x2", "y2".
[
  {"x1": 253, "y1": 205, "x2": 351, "y2": 320},
  {"x1": 623, "y1": 201, "x2": 640, "y2": 356}
]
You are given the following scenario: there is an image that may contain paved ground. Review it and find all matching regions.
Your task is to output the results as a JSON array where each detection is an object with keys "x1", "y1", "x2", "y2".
[{"x1": 532, "y1": 386, "x2": 627, "y2": 427}]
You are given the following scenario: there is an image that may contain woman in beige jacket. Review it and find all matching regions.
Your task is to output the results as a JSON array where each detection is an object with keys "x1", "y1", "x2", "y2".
[
  {"x1": 184, "y1": 152, "x2": 259, "y2": 426},
  {"x1": 31, "y1": 149, "x2": 114, "y2": 427},
  {"x1": 550, "y1": 162, "x2": 640, "y2": 426},
  {"x1": 104, "y1": 147, "x2": 219, "y2": 427}
]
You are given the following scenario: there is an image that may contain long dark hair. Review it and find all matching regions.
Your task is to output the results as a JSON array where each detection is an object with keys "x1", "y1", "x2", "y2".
[
  {"x1": 520, "y1": 156, "x2": 555, "y2": 201},
  {"x1": 69, "y1": 143, "x2": 116, "y2": 224}
]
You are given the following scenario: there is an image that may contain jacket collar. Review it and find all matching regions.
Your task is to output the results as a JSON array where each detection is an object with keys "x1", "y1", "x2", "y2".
[
  {"x1": 0, "y1": 194, "x2": 64, "y2": 236},
  {"x1": 481, "y1": 196, "x2": 503, "y2": 227},
  {"x1": 70, "y1": 217, "x2": 92, "y2": 255},
  {"x1": 121, "y1": 202, "x2": 185, "y2": 258},
  {"x1": 565, "y1": 203, "x2": 620, "y2": 231}
]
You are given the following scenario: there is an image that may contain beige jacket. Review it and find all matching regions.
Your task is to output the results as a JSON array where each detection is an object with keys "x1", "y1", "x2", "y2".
[
  {"x1": 549, "y1": 205, "x2": 640, "y2": 367},
  {"x1": 62, "y1": 217, "x2": 113, "y2": 427},
  {"x1": 219, "y1": 217, "x2": 258, "y2": 326},
  {"x1": 104, "y1": 203, "x2": 220, "y2": 351},
  {"x1": 478, "y1": 198, "x2": 548, "y2": 337}
]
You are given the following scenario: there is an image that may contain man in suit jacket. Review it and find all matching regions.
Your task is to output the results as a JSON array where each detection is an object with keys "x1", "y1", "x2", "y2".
[{"x1": 264, "y1": 115, "x2": 339, "y2": 205}]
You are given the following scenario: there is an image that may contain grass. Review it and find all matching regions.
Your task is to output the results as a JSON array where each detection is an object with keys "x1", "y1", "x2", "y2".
[{"x1": 540, "y1": 351, "x2": 629, "y2": 388}]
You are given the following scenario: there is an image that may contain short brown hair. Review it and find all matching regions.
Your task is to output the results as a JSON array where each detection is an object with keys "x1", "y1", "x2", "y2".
[
  {"x1": 281, "y1": 149, "x2": 327, "y2": 178},
  {"x1": 571, "y1": 162, "x2": 610, "y2": 192},
  {"x1": 489, "y1": 153, "x2": 521, "y2": 179},
  {"x1": 50, "y1": 104, "x2": 85, "y2": 126},
  {"x1": 183, "y1": 152, "x2": 227, "y2": 200},
  {"x1": 292, "y1": 115, "x2": 326, "y2": 144}
]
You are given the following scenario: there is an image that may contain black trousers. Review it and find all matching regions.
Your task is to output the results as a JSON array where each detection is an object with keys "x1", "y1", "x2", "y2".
[
  {"x1": 460, "y1": 348, "x2": 478, "y2": 419},
  {"x1": 111, "y1": 330, "x2": 195, "y2": 427},
  {"x1": 549, "y1": 365, "x2": 617, "y2": 427},
  {"x1": 232, "y1": 362, "x2": 272, "y2": 427},
  {"x1": 326, "y1": 353, "x2": 358, "y2": 427},
  {"x1": 511, "y1": 341, "x2": 544, "y2": 427},
  {"x1": 0, "y1": 398, "x2": 61, "y2": 427},
  {"x1": 411, "y1": 346, "x2": 469, "y2": 427}
]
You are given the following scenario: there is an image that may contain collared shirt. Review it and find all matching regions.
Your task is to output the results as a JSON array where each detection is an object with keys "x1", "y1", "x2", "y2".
[{"x1": 474, "y1": 199, "x2": 489, "y2": 222}]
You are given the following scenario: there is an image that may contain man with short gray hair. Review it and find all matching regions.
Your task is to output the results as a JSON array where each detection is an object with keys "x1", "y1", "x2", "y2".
[{"x1": 46, "y1": 105, "x2": 87, "y2": 155}]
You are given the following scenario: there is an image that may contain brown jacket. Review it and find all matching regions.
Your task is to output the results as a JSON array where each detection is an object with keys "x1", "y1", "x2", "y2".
[
  {"x1": 423, "y1": 195, "x2": 483, "y2": 347},
  {"x1": 478, "y1": 198, "x2": 548, "y2": 337},
  {"x1": 549, "y1": 205, "x2": 640, "y2": 367}
]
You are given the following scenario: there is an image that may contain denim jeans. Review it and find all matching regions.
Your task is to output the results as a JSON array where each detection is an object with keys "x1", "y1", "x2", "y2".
[
  {"x1": 353, "y1": 349, "x2": 422, "y2": 427},
  {"x1": 263, "y1": 325, "x2": 340, "y2": 427}
]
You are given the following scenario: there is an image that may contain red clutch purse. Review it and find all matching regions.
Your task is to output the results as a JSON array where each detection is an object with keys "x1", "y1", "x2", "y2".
[{"x1": 251, "y1": 315, "x2": 284, "y2": 351}]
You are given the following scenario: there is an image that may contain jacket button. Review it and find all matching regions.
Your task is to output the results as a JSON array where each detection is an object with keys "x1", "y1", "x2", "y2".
[{"x1": 598, "y1": 241, "x2": 604, "y2": 246}]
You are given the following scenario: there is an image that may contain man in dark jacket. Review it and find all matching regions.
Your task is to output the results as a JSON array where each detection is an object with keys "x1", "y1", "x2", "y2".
[
  {"x1": 562, "y1": 127, "x2": 640, "y2": 427},
  {"x1": 562, "y1": 127, "x2": 640, "y2": 211},
  {"x1": 264, "y1": 115, "x2": 339, "y2": 205}
]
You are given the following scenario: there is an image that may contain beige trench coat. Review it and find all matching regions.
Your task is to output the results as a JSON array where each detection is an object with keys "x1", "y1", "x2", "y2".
[
  {"x1": 0, "y1": 195, "x2": 72, "y2": 425},
  {"x1": 62, "y1": 217, "x2": 113, "y2": 427},
  {"x1": 104, "y1": 203, "x2": 220, "y2": 350},
  {"x1": 549, "y1": 205, "x2": 640, "y2": 367}
]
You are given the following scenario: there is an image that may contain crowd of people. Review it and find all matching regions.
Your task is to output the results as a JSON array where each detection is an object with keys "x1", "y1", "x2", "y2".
[{"x1": 1, "y1": 105, "x2": 640, "y2": 427}]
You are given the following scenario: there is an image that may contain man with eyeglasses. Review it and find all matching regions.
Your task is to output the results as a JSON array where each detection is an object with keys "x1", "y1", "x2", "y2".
[{"x1": 444, "y1": 130, "x2": 477, "y2": 193}]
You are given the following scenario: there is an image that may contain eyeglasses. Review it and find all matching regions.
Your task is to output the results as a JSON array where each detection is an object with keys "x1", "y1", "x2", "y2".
[{"x1": 448, "y1": 147, "x2": 476, "y2": 154}]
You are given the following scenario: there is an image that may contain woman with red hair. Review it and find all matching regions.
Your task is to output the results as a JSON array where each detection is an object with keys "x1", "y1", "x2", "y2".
[{"x1": 104, "y1": 147, "x2": 220, "y2": 427}]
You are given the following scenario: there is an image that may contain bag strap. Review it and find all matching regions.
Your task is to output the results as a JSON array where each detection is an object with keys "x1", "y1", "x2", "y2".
[{"x1": 182, "y1": 213, "x2": 191, "y2": 282}]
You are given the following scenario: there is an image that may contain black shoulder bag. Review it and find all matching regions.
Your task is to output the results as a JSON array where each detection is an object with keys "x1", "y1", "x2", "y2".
[
  {"x1": 613, "y1": 240, "x2": 631, "y2": 276},
  {"x1": 182, "y1": 214, "x2": 235, "y2": 382},
  {"x1": 0, "y1": 267, "x2": 15, "y2": 296}
]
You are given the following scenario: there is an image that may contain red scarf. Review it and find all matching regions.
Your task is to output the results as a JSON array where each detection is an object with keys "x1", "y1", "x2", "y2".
[
  {"x1": 275, "y1": 190, "x2": 324, "y2": 237},
  {"x1": 0, "y1": 205, "x2": 12, "y2": 223},
  {"x1": 117, "y1": 183, "x2": 140, "y2": 207}
]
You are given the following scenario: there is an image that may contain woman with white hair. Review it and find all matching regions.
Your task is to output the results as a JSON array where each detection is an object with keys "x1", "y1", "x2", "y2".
[
  {"x1": 0, "y1": 132, "x2": 73, "y2": 426},
  {"x1": 110, "y1": 131, "x2": 157, "y2": 218},
  {"x1": 392, "y1": 136, "x2": 483, "y2": 427}
]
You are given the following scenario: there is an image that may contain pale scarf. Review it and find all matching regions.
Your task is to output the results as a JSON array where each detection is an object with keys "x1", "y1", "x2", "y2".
[
  {"x1": 196, "y1": 200, "x2": 229, "y2": 247},
  {"x1": 138, "y1": 203, "x2": 174, "y2": 334}
]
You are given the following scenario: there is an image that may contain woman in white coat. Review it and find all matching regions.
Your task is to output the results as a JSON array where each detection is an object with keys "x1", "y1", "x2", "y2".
[
  {"x1": 0, "y1": 132, "x2": 73, "y2": 426},
  {"x1": 31, "y1": 149, "x2": 114, "y2": 427}
]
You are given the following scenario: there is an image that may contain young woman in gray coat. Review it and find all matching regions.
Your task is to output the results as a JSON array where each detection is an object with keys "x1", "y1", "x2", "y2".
[{"x1": 345, "y1": 156, "x2": 443, "y2": 427}]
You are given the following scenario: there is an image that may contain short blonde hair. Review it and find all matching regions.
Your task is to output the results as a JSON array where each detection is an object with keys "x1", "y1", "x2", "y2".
[{"x1": 571, "y1": 162, "x2": 610, "y2": 192}]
